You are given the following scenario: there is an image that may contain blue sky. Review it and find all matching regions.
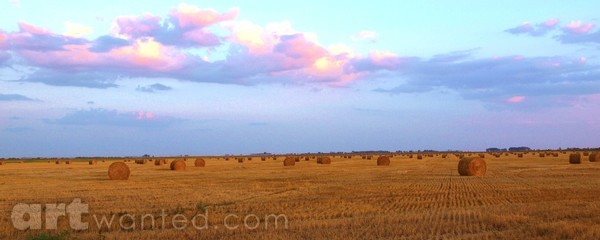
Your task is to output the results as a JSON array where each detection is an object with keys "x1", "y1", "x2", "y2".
[{"x1": 1, "y1": 1, "x2": 599, "y2": 157}]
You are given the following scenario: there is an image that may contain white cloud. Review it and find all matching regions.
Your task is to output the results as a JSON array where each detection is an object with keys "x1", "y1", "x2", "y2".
[
  {"x1": 63, "y1": 21, "x2": 93, "y2": 38},
  {"x1": 351, "y1": 30, "x2": 377, "y2": 42}
]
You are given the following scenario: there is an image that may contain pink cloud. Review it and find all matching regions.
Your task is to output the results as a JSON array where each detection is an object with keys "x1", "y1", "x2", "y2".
[
  {"x1": 169, "y1": 3, "x2": 238, "y2": 29},
  {"x1": 18, "y1": 36, "x2": 186, "y2": 72},
  {"x1": 0, "y1": 31, "x2": 7, "y2": 48},
  {"x1": 133, "y1": 111, "x2": 156, "y2": 120},
  {"x1": 563, "y1": 21, "x2": 594, "y2": 34},
  {"x1": 18, "y1": 22, "x2": 51, "y2": 35},
  {"x1": 274, "y1": 34, "x2": 327, "y2": 62},
  {"x1": 2, "y1": 4, "x2": 394, "y2": 87},
  {"x1": 367, "y1": 51, "x2": 401, "y2": 70},
  {"x1": 507, "y1": 96, "x2": 525, "y2": 103},
  {"x1": 181, "y1": 28, "x2": 221, "y2": 46},
  {"x1": 116, "y1": 14, "x2": 162, "y2": 38},
  {"x1": 544, "y1": 18, "x2": 560, "y2": 27},
  {"x1": 580, "y1": 57, "x2": 587, "y2": 63}
]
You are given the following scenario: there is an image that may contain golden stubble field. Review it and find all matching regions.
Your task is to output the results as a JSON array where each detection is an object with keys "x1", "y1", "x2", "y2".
[{"x1": 1, "y1": 153, "x2": 600, "y2": 240}]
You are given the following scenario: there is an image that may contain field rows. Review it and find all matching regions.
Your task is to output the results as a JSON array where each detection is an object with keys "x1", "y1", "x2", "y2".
[{"x1": 1, "y1": 153, "x2": 600, "y2": 239}]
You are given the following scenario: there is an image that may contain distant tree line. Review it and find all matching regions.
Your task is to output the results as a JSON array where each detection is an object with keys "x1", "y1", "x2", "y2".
[{"x1": 486, "y1": 147, "x2": 532, "y2": 152}]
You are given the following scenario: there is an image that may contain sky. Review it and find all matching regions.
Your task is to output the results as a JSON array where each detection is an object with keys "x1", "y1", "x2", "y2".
[{"x1": 0, "y1": 0, "x2": 599, "y2": 157}]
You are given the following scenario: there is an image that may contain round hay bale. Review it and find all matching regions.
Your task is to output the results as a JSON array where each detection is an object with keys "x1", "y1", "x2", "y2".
[
  {"x1": 367, "y1": 155, "x2": 373, "y2": 160},
  {"x1": 247, "y1": 157, "x2": 252, "y2": 161},
  {"x1": 583, "y1": 152, "x2": 590, "y2": 157},
  {"x1": 377, "y1": 156, "x2": 390, "y2": 166},
  {"x1": 304, "y1": 156, "x2": 310, "y2": 161},
  {"x1": 55, "y1": 160, "x2": 61, "y2": 164},
  {"x1": 154, "y1": 159, "x2": 168, "y2": 166},
  {"x1": 317, "y1": 157, "x2": 331, "y2": 164},
  {"x1": 457, "y1": 157, "x2": 487, "y2": 176},
  {"x1": 283, "y1": 157, "x2": 295, "y2": 166},
  {"x1": 517, "y1": 153, "x2": 523, "y2": 158},
  {"x1": 108, "y1": 162, "x2": 130, "y2": 180},
  {"x1": 294, "y1": 157, "x2": 300, "y2": 162},
  {"x1": 417, "y1": 155, "x2": 423, "y2": 160},
  {"x1": 66, "y1": 160, "x2": 72, "y2": 164},
  {"x1": 194, "y1": 158, "x2": 205, "y2": 167},
  {"x1": 170, "y1": 159, "x2": 186, "y2": 171},
  {"x1": 237, "y1": 158, "x2": 244, "y2": 163},
  {"x1": 569, "y1": 153, "x2": 581, "y2": 164},
  {"x1": 361, "y1": 155, "x2": 366, "y2": 159},
  {"x1": 539, "y1": 153, "x2": 545, "y2": 158},
  {"x1": 261, "y1": 157, "x2": 266, "y2": 161},
  {"x1": 0, "y1": 161, "x2": 4, "y2": 165},
  {"x1": 102, "y1": 160, "x2": 106, "y2": 162},
  {"x1": 589, "y1": 152, "x2": 599, "y2": 162},
  {"x1": 89, "y1": 160, "x2": 97, "y2": 165}
]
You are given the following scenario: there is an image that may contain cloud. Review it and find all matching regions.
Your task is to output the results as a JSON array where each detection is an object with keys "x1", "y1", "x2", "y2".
[
  {"x1": 556, "y1": 20, "x2": 599, "y2": 44},
  {"x1": 46, "y1": 108, "x2": 182, "y2": 128},
  {"x1": 0, "y1": 93, "x2": 35, "y2": 101},
  {"x1": 1, "y1": 6, "x2": 598, "y2": 96},
  {"x1": 0, "y1": 50, "x2": 10, "y2": 65},
  {"x1": 351, "y1": 30, "x2": 377, "y2": 42},
  {"x1": 506, "y1": 18, "x2": 600, "y2": 44},
  {"x1": 64, "y1": 22, "x2": 93, "y2": 38},
  {"x1": 136, "y1": 83, "x2": 172, "y2": 93},
  {"x1": 9, "y1": 22, "x2": 88, "y2": 51},
  {"x1": 0, "y1": 4, "x2": 370, "y2": 88},
  {"x1": 506, "y1": 96, "x2": 525, "y2": 103},
  {"x1": 23, "y1": 69, "x2": 119, "y2": 88},
  {"x1": 374, "y1": 53, "x2": 600, "y2": 109},
  {"x1": 563, "y1": 20, "x2": 595, "y2": 34},
  {"x1": 88, "y1": 35, "x2": 129, "y2": 52},
  {"x1": 505, "y1": 18, "x2": 559, "y2": 36},
  {"x1": 113, "y1": 4, "x2": 237, "y2": 48}
]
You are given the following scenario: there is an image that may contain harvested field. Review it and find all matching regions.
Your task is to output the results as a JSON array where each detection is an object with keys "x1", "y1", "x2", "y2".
[{"x1": 1, "y1": 153, "x2": 600, "y2": 239}]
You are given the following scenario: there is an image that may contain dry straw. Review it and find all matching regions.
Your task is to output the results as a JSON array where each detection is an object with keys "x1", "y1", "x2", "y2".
[
  {"x1": 194, "y1": 158, "x2": 206, "y2": 167},
  {"x1": 317, "y1": 156, "x2": 331, "y2": 164},
  {"x1": 569, "y1": 153, "x2": 582, "y2": 164},
  {"x1": 458, "y1": 157, "x2": 487, "y2": 176},
  {"x1": 108, "y1": 162, "x2": 130, "y2": 180},
  {"x1": 589, "y1": 152, "x2": 599, "y2": 162},
  {"x1": 377, "y1": 156, "x2": 390, "y2": 166},
  {"x1": 283, "y1": 156, "x2": 295, "y2": 166},
  {"x1": 170, "y1": 159, "x2": 186, "y2": 171}
]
